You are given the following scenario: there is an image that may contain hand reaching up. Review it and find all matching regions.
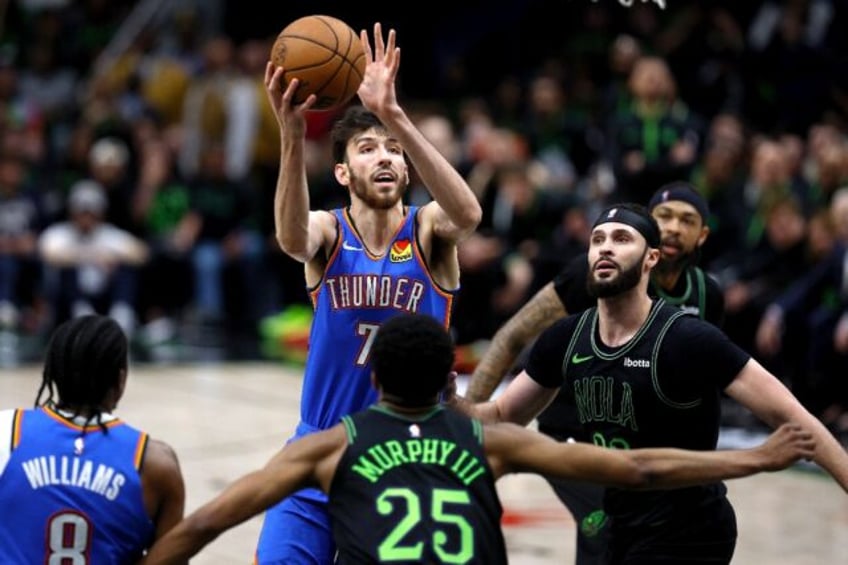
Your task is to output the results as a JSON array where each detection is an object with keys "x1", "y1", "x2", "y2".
[{"x1": 357, "y1": 22, "x2": 401, "y2": 117}]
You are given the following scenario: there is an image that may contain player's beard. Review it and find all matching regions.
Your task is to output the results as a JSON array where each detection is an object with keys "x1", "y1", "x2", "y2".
[
  {"x1": 348, "y1": 170, "x2": 406, "y2": 210},
  {"x1": 586, "y1": 249, "x2": 646, "y2": 298},
  {"x1": 655, "y1": 241, "x2": 696, "y2": 276}
]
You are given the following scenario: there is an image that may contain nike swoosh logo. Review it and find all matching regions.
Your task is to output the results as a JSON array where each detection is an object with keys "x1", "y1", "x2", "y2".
[
  {"x1": 571, "y1": 353, "x2": 594, "y2": 364},
  {"x1": 342, "y1": 241, "x2": 363, "y2": 251}
]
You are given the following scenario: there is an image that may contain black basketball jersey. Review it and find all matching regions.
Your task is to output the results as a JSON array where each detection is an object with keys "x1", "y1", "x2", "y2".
[
  {"x1": 560, "y1": 299, "x2": 727, "y2": 529},
  {"x1": 540, "y1": 257, "x2": 724, "y2": 438},
  {"x1": 330, "y1": 405, "x2": 506, "y2": 565}
]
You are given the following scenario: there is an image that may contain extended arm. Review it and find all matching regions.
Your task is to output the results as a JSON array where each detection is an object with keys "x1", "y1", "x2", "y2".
[
  {"x1": 142, "y1": 428, "x2": 344, "y2": 564},
  {"x1": 357, "y1": 23, "x2": 481, "y2": 243},
  {"x1": 448, "y1": 371, "x2": 559, "y2": 426},
  {"x1": 725, "y1": 358, "x2": 848, "y2": 491},
  {"x1": 486, "y1": 421, "x2": 814, "y2": 489},
  {"x1": 466, "y1": 282, "x2": 567, "y2": 401},
  {"x1": 264, "y1": 63, "x2": 335, "y2": 263}
]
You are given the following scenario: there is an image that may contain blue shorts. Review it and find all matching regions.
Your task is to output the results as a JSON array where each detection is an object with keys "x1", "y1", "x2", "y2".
[{"x1": 254, "y1": 487, "x2": 335, "y2": 564}]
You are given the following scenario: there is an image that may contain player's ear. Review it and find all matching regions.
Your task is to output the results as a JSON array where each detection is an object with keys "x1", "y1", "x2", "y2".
[
  {"x1": 697, "y1": 224, "x2": 710, "y2": 247},
  {"x1": 645, "y1": 246, "x2": 661, "y2": 270},
  {"x1": 334, "y1": 162, "x2": 350, "y2": 186}
]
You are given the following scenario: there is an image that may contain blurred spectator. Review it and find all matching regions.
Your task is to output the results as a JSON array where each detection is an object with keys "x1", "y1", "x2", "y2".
[
  {"x1": 131, "y1": 134, "x2": 193, "y2": 341},
  {"x1": 733, "y1": 138, "x2": 812, "y2": 252},
  {"x1": 238, "y1": 37, "x2": 279, "y2": 187},
  {"x1": 803, "y1": 122, "x2": 845, "y2": 183},
  {"x1": 17, "y1": 41, "x2": 79, "y2": 125},
  {"x1": 183, "y1": 144, "x2": 263, "y2": 332},
  {"x1": 0, "y1": 55, "x2": 46, "y2": 165},
  {"x1": 601, "y1": 33, "x2": 642, "y2": 118},
  {"x1": 409, "y1": 110, "x2": 468, "y2": 205},
  {"x1": 519, "y1": 73, "x2": 585, "y2": 187},
  {"x1": 42, "y1": 119, "x2": 95, "y2": 224},
  {"x1": 778, "y1": 132, "x2": 815, "y2": 202},
  {"x1": 745, "y1": 0, "x2": 837, "y2": 135},
  {"x1": 456, "y1": 125, "x2": 569, "y2": 344},
  {"x1": 0, "y1": 153, "x2": 42, "y2": 331},
  {"x1": 179, "y1": 36, "x2": 257, "y2": 183},
  {"x1": 87, "y1": 135, "x2": 138, "y2": 233},
  {"x1": 488, "y1": 75, "x2": 524, "y2": 130},
  {"x1": 717, "y1": 195, "x2": 810, "y2": 357},
  {"x1": 38, "y1": 180, "x2": 148, "y2": 337},
  {"x1": 756, "y1": 187, "x2": 848, "y2": 418},
  {"x1": 454, "y1": 126, "x2": 528, "y2": 344},
  {"x1": 606, "y1": 55, "x2": 704, "y2": 203},
  {"x1": 525, "y1": 202, "x2": 590, "y2": 298},
  {"x1": 807, "y1": 141, "x2": 847, "y2": 207},
  {"x1": 689, "y1": 113, "x2": 748, "y2": 267},
  {"x1": 655, "y1": 4, "x2": 746, "y2": 119}
]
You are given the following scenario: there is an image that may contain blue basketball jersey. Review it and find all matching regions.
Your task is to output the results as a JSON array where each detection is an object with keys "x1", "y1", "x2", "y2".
[
  {"x1": 0, "y1": 407, "x2": 154, "y2": 564},
  {"x1": 298, "y1": 206, "x2": 455, "y2": 431}
]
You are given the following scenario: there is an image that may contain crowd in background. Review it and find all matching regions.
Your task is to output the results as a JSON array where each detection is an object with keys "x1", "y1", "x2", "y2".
[{"x1": 1, "y1": 0, "x2": 848, "y2": 438}]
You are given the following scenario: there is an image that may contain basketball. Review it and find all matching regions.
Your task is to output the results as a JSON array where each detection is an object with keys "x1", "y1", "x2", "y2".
[{"x1": 270, "y1": 15, "x2": 366, "y2": 111}]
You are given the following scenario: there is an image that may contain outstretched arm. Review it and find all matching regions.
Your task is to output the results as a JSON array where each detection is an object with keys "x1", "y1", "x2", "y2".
[
  {"x1": 357, "y1": 23, "x2": 481, "y2": 243},
  {"x1": 447, "y1": 370, "x2": 559, "y2": 426},
  {"x1": 466, "y1": 282, "x2": 567, "y2": 401},
  {"x1": 726, "y1": 358, "x2": 848, "y2": 492},
  {"x1": 485, "y1": 421, "x2": 815, "y2": 489},
  {"x1": 142, "y1": 427, "x2": 345, "y2": 564}
]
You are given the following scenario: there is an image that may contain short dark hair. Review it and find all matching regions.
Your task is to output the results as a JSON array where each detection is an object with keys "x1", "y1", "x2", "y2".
[
  {"x1": 330, "y1": 105, "x2": 386, "y2": 163},
  {"x1": 371, "y1": 313, "x2": 455, "y2": 407},
  {"x1": 36, "y1": 315, "x2": 128, "y2": 430}
]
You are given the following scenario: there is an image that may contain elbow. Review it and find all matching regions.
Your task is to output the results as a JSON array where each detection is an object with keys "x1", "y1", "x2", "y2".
[
  {"x1": 463, "y1": 203, "x2": 483, "y2": 231},
  {"x1": 275, "y1": 233, "x2": 309, "y2": 263},
  {"x1": 181, "y1": 513, "x2": 223, "y2": 550},
  {"x1": 619, "y1": 460, "x2": 657, "y2": 490},
  {"x1": 452, "y1": 206, "x2": 482, "y2": 240}
]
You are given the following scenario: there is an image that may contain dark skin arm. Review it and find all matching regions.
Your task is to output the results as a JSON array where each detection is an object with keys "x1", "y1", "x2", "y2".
[
  {"x1": 141, "y1": 426, "x2": 346, "y2": 565},
  {"x1": 484, "y1": 421, "x2": 815, "y2": 489},
  {"x1": 142, "y1": 413, "x2": 813, "y2": 564},
  {"x1": 141, "y1": 438, "x2": 186, "y2": 544}
]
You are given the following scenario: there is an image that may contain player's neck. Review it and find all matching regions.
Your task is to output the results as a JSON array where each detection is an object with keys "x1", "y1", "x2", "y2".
[
  {"x1": 348, "y1": 203, "x2": 406, "y2": 249},
  {"x1": 52, "y1": 405, "x2": 118, "y2": 424},
  {"x1": 596, "y1": 290, "x2": 653, "y2": 347},
  {"x1": 378, "y1": 396, "x2": 439, "y2": 416}
]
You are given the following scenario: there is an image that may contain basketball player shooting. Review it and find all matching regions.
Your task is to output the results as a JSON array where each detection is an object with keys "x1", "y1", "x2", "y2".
[{"x1": 254, "y1": 21, "x2": 482, "y2": 564}]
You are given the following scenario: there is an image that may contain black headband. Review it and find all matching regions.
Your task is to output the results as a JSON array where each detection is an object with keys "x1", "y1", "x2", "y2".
[
  {"x1": 592, "y1": 206, "x2": 661, "y2": 248},
  {"x1": 648, "y1": 182, "x2": 709, "y2": 222}
]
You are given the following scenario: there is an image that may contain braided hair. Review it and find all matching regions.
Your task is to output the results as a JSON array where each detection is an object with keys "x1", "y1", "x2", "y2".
[{"x1": 36, "y1": 315, "x2": 128, "y2": 432}]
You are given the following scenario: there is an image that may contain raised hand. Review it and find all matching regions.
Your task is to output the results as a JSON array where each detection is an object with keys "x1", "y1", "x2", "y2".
[
  {"x1": 357, "y1": 22, "x2": 400, "y2": 116},
  {"x1": 263, "y1": 62, "x2": 315, "y2": 138}
]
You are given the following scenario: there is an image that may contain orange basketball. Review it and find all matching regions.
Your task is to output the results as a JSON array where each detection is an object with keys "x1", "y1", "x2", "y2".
[{"x1": 270, "y1": 15, "x2": 366, "y2": 111}]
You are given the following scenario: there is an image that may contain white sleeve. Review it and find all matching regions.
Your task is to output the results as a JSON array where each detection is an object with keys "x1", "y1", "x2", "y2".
[
  {"x1": 0, "y1": 409, "x2": 16, "y2": 476},
  {"x1": 38, "y1": 225, "x2": 75, "y2": 258}
]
